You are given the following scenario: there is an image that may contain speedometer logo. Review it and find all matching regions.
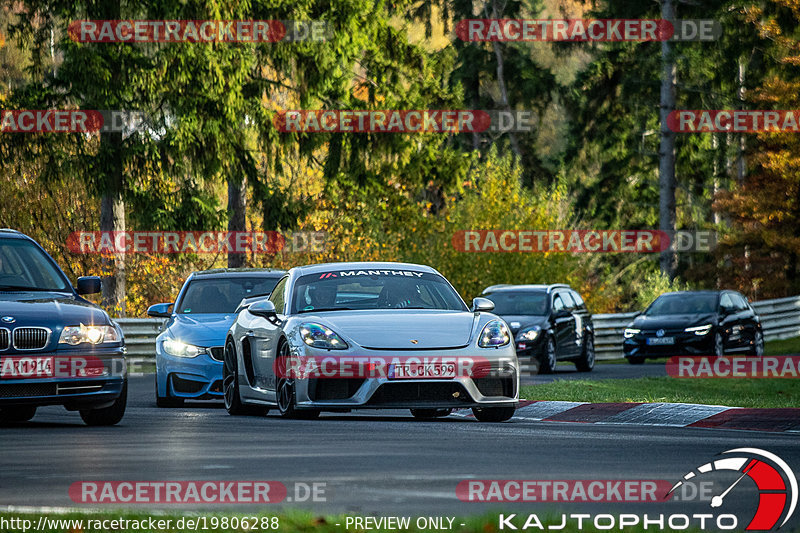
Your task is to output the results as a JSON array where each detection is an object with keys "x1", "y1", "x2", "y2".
[{"x1": 668, "y1": 448, "x2": 797, "y2": 530}]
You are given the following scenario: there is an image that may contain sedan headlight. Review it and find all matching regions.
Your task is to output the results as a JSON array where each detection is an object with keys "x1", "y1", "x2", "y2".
[
  {"x1": 685, "y1": 324, "x2": 712, "y2": 336},
  {"x1": 162, "y1": 339, "x2": 206, "y2": 358},
  {"x1": 59, "y1": 324, "x2": 120, "y2": 345},
  {"x1": 623, "y1": 328, "x2": 641, "y2": 339},
  {"x1": 299, "y1": 323, "x2": 348, "y2": 350},
  {"x1": 479, "y1": 319, "x2": 511, "y2": 348},
  {"x1": 517, "y1": 326, "x2": 541, "y2": 342}
]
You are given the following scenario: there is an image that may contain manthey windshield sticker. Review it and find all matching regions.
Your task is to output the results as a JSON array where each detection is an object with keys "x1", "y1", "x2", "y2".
[{"x1": 318, "y1": 270, "x2": 425, "y2": 279}]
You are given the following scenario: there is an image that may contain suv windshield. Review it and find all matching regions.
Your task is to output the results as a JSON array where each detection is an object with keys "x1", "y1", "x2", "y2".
[
  {"x1": 645, "y1": 293, "x2": 718, "y2": 315},
  {"x1": 291, "y1": 269, "x2": 467, "y2": 314},
  {"x1": 178, "y1": 276, "x2": 281, "y2": 314},
  {"x1": 0, "y1": 238, "x2": 70, "y2": 292},
  {"x1": 485, "y1": 291, "x2": 549, "y2": 315}
]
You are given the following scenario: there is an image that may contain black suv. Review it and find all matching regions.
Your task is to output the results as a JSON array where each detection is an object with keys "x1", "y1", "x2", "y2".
[
  {"x1": 623, "y1": 290, "x2": 764, "y2": 363},
  {"x1": 0, "y1": 230, "x2": 127, "y2": 425},
  {"x1": 481, "y1": 284, "x2": 595, "y2": 373}
]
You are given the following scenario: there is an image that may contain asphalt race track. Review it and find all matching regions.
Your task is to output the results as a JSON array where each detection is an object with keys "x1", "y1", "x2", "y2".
[{"x1": 2, "y1": 375, "x2": 799, "y2": 530}]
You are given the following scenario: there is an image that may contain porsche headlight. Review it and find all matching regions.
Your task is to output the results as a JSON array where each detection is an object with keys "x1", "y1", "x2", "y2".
[
  {"x1": 623, "y1": 328, "x2": 641, "y2": 339},
  {"x1": 299, "y1": 323, "x2": 348, "y2": 350},
  {"x1": 479, "y1": 319, "x2": 511, "y2": 348},
  {"x1": 685, "y1": 324, "x2": 712, "y2": 336},
  {"x1": 162, "y1": 339, "x2": 206, "y2": 358},
  {"x1": 517, "y1": 326, "x2": 541, "y2": 342},
  {"x1": 59, "y1": 324, "x2": 120, "y2": 345}
]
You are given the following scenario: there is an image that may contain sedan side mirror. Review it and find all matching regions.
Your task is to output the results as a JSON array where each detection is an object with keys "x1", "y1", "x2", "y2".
[
  {"x1": 249, "y1": 299, "x2": 278, "y2": 319},
  {"x1": 76, "y1": 276, "x2": 102, "y2": 295},
  {"x1": 472, "y1": 297, "x2": 495, "y2": 312},
  {"x1": 147, "y1": 302, "x2": 174, "y2": 318}
]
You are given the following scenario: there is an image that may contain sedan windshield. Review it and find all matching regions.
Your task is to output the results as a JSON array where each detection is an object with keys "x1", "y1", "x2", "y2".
[
  {"x1": 178, "y1": 277, "x2": 281, "y2": 314},
  {"x1": 291, "y1": 269, "x2": 467, "y2": 314},
  {"x1": 0, "y1": 239, "x2": 70, "y2": 292},
  {"x1": 485, "y1": 291, "x2": 549, "y2": 315},
  {"x1": 645, "y1": 293, "x2": 717, "y2": 315}
]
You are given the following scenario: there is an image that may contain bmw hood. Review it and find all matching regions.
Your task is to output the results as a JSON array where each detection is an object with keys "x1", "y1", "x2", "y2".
[
  {"x1": 304, "y1": 310, "x2": 477, "y2": 349},
  {"x1": 0, "y1": 293, "x2": 109, "y2": 326},
  {"x1": 165, "y1": 313, "x2": 236, "y2": 346},
  {"x1": 631, "y1": 313, "x2": 717, "y2": 330}
]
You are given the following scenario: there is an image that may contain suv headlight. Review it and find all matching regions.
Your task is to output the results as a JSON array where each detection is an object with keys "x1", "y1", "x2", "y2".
[
  {"x1": 517, "y1": 326, "x2": 541, "y2": 342},
  {"x1": 162, "y1": 339, "x2": 206, "y2": 358},
  {"x1": 479, "y1": 319, "x2": 511, "y2": 348},
  {"x1": 685, "y1": 324, "x2": 712, "y2": 336},
  {"x1": 59, "y1": 324, "x2": 120, "y2": 345},
  {"x1": 623, "y1": 328, "x2": 640, "y2": 339},
  {"x1": 299, "y1": 323, "x2": 348, "y2": 350}
]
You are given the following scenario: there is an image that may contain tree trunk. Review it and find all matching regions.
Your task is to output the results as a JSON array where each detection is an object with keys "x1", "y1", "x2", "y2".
[
  {"x1": 227, "y1": 176, "x2": 247, "y2": 268},
  {"x1": 100, "y1": 132, "x2": 126, "y2": 317},
  {"x1": 659, "y1": 0, "x2": 678, "y2": 280},
  {"x1": 491, "y1": 0, "x2": 521, "y2": 160}
]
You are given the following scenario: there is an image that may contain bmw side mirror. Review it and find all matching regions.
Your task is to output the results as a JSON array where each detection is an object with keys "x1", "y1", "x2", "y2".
[
  {"x1": 472, "y1": 297, "x2": 495, "y2": 312},
  {"x1": 76, "y1": 276, "x2": 102, "y2": 295},
  {"x1": 147, "y1": 302, "x2": 173, "y2": 318},
  {"x1": 249, "y1": 299, "x2": 278, "y2": 319}
]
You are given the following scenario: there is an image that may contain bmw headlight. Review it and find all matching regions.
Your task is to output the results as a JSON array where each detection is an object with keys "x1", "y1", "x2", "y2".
[
  {"x1": 623, "y1": 328, "x2": 641, "y2": 339},
  {"x1": 299, "y1": 323, "x2": 348, "y2": 350},
  {"x1": 479, "y1": 319, "x2": 511, "y2": 348},
  {"x1": 162, "y1": 339, "x2": 206, "y2": 358},
  {"x1": 685, "y1": 324, "x2": 712, "y2": 336},
  {"x1": 517, "y1": 326, "x2": 541, "y2": 342},
  {"x1": 59, "y1": 324, "x2": 120, "y2": 345}
]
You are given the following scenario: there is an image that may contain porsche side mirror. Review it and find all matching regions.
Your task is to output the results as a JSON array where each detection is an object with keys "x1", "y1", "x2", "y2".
[{"x1": 472, "y1": 297, "x2": 495, "y2": 312}]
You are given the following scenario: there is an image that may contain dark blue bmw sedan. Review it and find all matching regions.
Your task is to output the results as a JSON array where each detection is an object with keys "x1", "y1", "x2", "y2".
[{"x1": 0, "y1": 229, "x2": 126, "y2": 425}]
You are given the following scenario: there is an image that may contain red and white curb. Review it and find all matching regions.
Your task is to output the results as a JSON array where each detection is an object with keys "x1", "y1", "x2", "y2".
[{"x1": 455, "y1": 401, "x2": 800, "y2": 432}]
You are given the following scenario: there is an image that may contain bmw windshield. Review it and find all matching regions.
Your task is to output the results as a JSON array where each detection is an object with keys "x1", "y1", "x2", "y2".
[
  {"x1": 291, "y1": 269, "x2": 467, "y2": 314},
  {"x1": 0, "y1": 238, "x2": 70, "y2": 292}
]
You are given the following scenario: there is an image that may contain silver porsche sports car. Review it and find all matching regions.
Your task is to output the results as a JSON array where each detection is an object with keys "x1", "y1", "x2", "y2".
[{"x1": 222, "y1": 262, "x2": 519, "y2": 422}]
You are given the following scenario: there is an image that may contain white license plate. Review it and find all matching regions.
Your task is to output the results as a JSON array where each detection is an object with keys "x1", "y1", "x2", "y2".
[
  {"x1": 646, "y1": 337, "x2": 675, "y2": 345},
  {"x1": 390, "y1": 362, "x2": 456, "y2": 379},
  {"x1": 0, "y1": 356, "x2": 54, "y2": 378}
]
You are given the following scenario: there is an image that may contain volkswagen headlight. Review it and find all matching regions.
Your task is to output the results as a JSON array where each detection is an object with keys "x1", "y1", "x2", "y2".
[
  {"x1": 479, "y1": 319, "x2": 511, "y2": 348},
  {"x1": 517, "y1": 326, "x2": 541, "y2": 342},
  {"x1": 162, "y1": 339, "x2": 206, "y2": 358},
  {"x1": 685, "y1": 324, "x2": 712, "y2": 336},
  {"x1": 623, "y1": 328, "x2": 641, "y2": 339},
  {"x1": 299, "y1": 323, "x2": 348, "y2": 350},
  {"x1": 59, "y1": 324, "x2": 120, "y2": 345}
]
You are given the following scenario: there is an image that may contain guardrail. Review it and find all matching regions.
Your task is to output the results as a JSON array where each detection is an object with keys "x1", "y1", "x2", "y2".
[{"x1": 116, "y1": 295, "x2": 800, "y2": 364}]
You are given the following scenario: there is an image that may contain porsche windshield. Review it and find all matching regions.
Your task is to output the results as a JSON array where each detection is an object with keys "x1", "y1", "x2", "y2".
[{"x1": 291, "y1": 269, "x2": 467, "y2": 313}]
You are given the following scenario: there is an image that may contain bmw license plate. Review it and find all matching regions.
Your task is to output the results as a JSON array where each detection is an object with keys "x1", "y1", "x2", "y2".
[
  {"x1": 0, "y1": 356, "x2": 54, "y2": 378},
  {"x1": 389, "y1": 362, "x2": 456, "y2": 379},
  {"x1": 646, "y1": 337, "x2": 675, "y2": 345}
]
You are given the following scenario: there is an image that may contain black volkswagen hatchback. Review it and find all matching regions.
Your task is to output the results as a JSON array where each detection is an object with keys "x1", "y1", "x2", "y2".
[
  {"x1": 623, "y1": 290, "x2": 764, "y2": 364},
  {"x1": 0, "y1": 230, "x2": 127, "y2": 425},
  {"x1": 481, "y1": 284, "x2": 595, "y2": 373}
]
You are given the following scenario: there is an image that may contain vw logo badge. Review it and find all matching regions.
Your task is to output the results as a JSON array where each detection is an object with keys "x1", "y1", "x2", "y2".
[
  {"x1": 656, "y1": 329, "x2": 665, "y2": 337},
  {"x1": 1, "y1": 316, "x2": 14, "y2": 324}
]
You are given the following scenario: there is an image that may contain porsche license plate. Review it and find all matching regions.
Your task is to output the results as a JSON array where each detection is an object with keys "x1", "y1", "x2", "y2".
[{"x1": 390, "y1": 362, "x2": 456, "y2": 379}]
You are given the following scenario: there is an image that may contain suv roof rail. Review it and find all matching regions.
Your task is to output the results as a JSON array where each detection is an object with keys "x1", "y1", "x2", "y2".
[
  {"x1": 548, "y1": 283, "x2": 571, "y2": 291},
  {"x1": 481, "y1": 284, "x2": 512, "y2": 293},
  {"x1": 0, "y1": 228, "x2": 22, "y2": 234}
]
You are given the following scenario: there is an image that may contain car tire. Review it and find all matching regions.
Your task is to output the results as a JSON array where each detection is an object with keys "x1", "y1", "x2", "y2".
[
  {"x1": 627, "y1": 356, "x2": 645, "y2": 365},
  {"x1": 750, "y1": 330, "x2": 764, "y2": 356},
  {"x1": 472, "y1": 406, "x2": 515, "y2": 422},
  {"x1": 224, "y1": 340, "x2": 267, "y2": 416},
  {"x1": 80, "y1": 380, "x2": 127, "y2": 426},
  {"x1": 277, "y1": 378, "x2": 319, "y2": 419},
  {"x1": 575, "y1": 333, "x2": 595, "y2": 372},
  {"x1": 410, "y1": 408, "x2": 453, "y2": 419},
  {"x1": 0, "y1": 406, "x2": 37, "y2": 423},
  {"x1": 155, "y1": 374, "x2": 184, "y2": 408},
  {"x1": 713, "y1": 332, "x2": 724, "y2": 357},
  {"x1": 538, "y1": 336, "x2": 558, "y2": 374}
]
